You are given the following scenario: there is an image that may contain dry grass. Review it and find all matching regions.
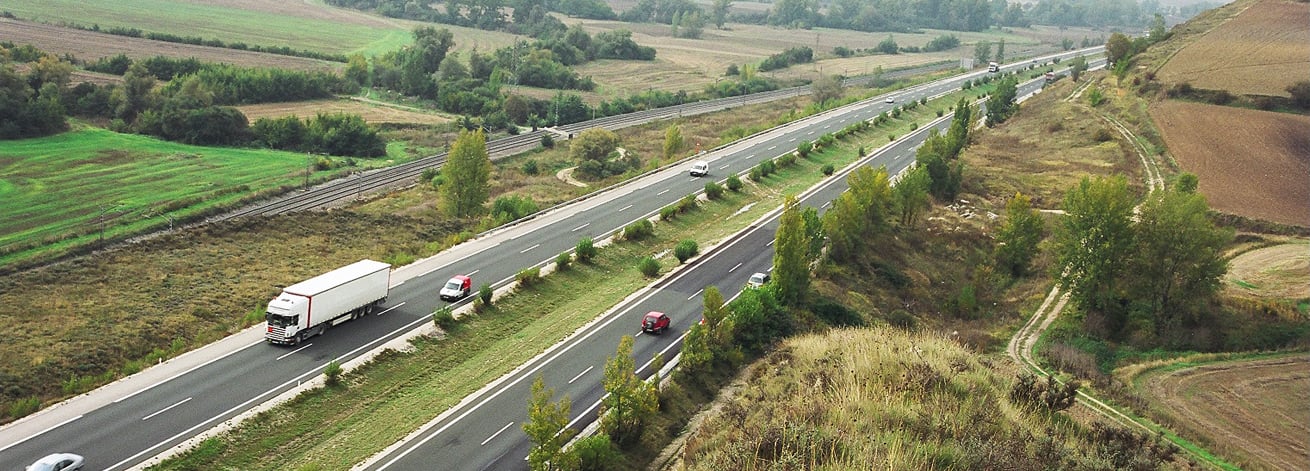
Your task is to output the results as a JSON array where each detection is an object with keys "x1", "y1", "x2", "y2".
[
  {"x1": 1223, "y1": 240, "x2": 1310, "y2": 299},
  {"x1": 235, "y1": 98, "x2": 454, "y2": 125},
  {"x1": 1156, "y1": 0, "x2": 1310, "y2": 97},
  {"x1": 1133, "y1": 355, "x2": 1310, "y2": 471},
  {"x1": 1148, "y1": 100, "x2": 1310, "y2": 227}
]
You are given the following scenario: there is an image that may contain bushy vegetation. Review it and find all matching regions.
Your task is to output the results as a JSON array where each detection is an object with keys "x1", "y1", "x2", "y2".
[{"x1": 758, "y1": 46, "x2": 813, "y2": 72}]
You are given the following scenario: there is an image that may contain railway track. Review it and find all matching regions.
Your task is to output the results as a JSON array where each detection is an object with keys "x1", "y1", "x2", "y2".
[{"x1": 214, "y1": 62, "x2": 958, "y2": 219}]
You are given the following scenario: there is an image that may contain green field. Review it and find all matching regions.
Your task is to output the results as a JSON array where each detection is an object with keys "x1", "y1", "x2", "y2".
[{"x1": 0, "y1": 125, "x2": 384, "y2": 266}]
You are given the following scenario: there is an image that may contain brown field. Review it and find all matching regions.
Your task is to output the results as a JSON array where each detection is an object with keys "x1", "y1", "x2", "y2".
[
  {"x1": 235, "y1": 98, "x2": 453, "y2": 125},
  {"x1": 1224, "y1": 240, "x2": 1310, "y2": 299},
  {"x1": 1149, "y1": 100, "x2": 1310, "y2": 227},
  {"x1": 1136, "y1": 355, "x2": 1310, "y2": 470},
  {"x1": 1156, "y1": 0, "x2": 1310, "y2": 96},
  {"x1": 0, "y1": 17, "x2": 342, "y2": 72}
]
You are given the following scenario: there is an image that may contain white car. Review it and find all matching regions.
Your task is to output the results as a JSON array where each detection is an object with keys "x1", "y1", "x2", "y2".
[
  {"x1": 747, "y1": 272, "x2": 771, "y2": 288},
  {"x1": 27, "y1": 453, "x2": 84, "y2": 471},
  {"x1": 884, "y1": 96, "x2": 895, "y2": 104},
  {"x1": 689, "y1": 160, "x2": 710, "y2": 177}
]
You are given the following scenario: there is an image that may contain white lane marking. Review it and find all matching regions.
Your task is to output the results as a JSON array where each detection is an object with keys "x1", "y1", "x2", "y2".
[
  {"x1": 377, "y1": 302, "x2": 406, "y2": 316},
  {"x1": 748, "y1": 154, "x2": 755, "y2": 159},
  {"x1": 822, "y1": 201, "x2": 832, "y2": 209},
  {"x1": 520, "y1": 244, "x2": 540, "y2": 254},
  {"x1": 482, "y1": 422, "x2": 515, "y2": 446},
  {"x1": 568, "y1": 366, "x2": 594, "y2": 384},
  {"x1": 107, "y1": 312, "x2": 435, "y2": 471},
  {"x1": 657, "y1": 188, "x2": 670, "y2": 196},
  {"x1": 687, "y1": 288, "x2": 704, "y2": 301},
  {"x1": 114, "y1": 338, "x2": 263, "y2": 404},
  {"x1": 768, "y1": 145, "x2": 777, "y2": 150},
  {"x1": 0, "y1": 415, "x2": 82, "y2": 453},
  {"x1": 467, "y1": 270, "x2": 480, "y2": 276},
  {"x1": 572, "y1": 223, "x2": 590, "y2": 232},
  {"x1": 766, "y1": 239, "x2": 775, "y2": 247},
  {"x1": 619, "y1": 204, "x2": 633, "y2": 212},
  {"x1": 788, "y1": 137, "x2": 796, "y2": 142},
  {"x1": 276, "y1": 343, "x2": 313, "y2": 361},
  {"x1": 806, "y1": 131, "x2": 814, "y2": 135},
  {"x1": 729, "y1": 262, "x2": 742, "y2": 273},
  {"x1": 719, "y1": 164, "x2": 730, "y2": 170},
  {"x1": 142, "y1": 397, "x2": 192, "y2": 421}
]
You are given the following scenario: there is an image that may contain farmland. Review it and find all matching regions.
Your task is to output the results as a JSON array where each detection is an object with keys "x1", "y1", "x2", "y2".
[
  {"x1": 1155, "y1": 0, "x2": 1310, "y2": 96},
  {"x1": 235, "y1": 98, "x2": 453, "y2": 126},
  {"x1": 0, "y1": 126, "x2": 403, "y2": 267},
  {"x1": 1132, "y1": 355, "x2": 1310, "y2": 471},
  {"x1": 1148, "y1": 100, "x2": 1310, "y2": 227}
]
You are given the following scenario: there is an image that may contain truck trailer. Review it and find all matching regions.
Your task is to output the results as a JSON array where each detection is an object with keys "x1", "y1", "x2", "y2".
[{"x1": 265, "y1": 260, "x2": 391, "y2": 345}]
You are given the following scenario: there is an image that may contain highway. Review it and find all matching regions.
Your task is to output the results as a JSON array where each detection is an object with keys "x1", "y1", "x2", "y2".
[
  {"x1": 357, "y1": 60, "x2": 1103, "y2": 471},
  {"x1": 0, "y1": 49, "x2": 1102, "y2": 471}
]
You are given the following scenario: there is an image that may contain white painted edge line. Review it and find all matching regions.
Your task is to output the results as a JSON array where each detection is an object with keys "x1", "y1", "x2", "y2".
[
  {"x1": 481, "y1": 422, "x2": 515, "y2": 446},
  {"x1": 686, "y1": 288, "x2": 704, "y2": 301},
  {"x1": 568, "y1": 366, "x2": 594, "y2": 385},
  {"x1": 376, "y1": 302, "x2": 405, "y2": 316},
  {"x1": 114, "y1": 339, "x2": 264, "y2": 404},
  {"x1": 0, "y1": 415, "x2": 82, "y2": 453}
]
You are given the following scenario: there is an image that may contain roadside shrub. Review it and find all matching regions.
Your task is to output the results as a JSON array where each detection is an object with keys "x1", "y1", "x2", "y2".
[
  {"x1": 623, "y1": 220, "x2": 654, "y2": 241},
  {"x1": 674, "y1": 239, "x2": 699, "y2": 263},
  {"x1": 936, "y1": 109, "x2": 944, "y2": 117},
  {"x1": 516, "y1": 267, "x2": 541, "y2": 287},
  {"x1": 910, "y1": 122, "x2": 918, "y2": 131},
  {"x1": 758, "y1": 159, "x2": 776, "y2": 176},
  {"x1": 1093, "y1": 127, "x2": 1114, "y2": 142},
  {"x1": 1009, "y1": 374, "x2": 1079, "y2": 412},
  {"x1": 748, "y1": 167, "x2": 763, "y2": 181},
  {"x1": 660, "y1": 205, "x2": 679, "y2": 221},
  {"x1": 887, "y1": 309, "x2": 917, "y2": 330},
  {"x1": 7, "y1": 397, "x2": 40, "y2": 419},
  {"x1": 677, "y1": 194, "x2": 697, "y2": 213},
  {"x1": 822, "y1": 164, "x2": 835, "y2": 176},
  {"x1": 817, "y1": 134, "x2": 834, "y2": 148},
  {"x1": 576, "y1": 237, "x2": 597, "y2": 263},
  {"x1": 323, "y1": 360, "x2": 344, "y2": 386},
  {"x1": 420, "y1": 167, "x2": 439, "y2": 182},
  {"x1": 555, "y1": 251, "x2": 572, "y2": 271},
  {"x1": 478, "y1": 283, "x2": 493, "y2": 306},
  {"x1": 776, "y1": 153, "x2": 796, "y2": 168},
  {"x1": 433, "y1": 306, "x2": 457, "y2": 328},
  {"x1": 541, "y1": 134, "x2": 555, "y2": 148},
  {"x1": 704, "y1": 181, "x2": 724, "y2": 200},
  {"x1": 726, "y1": 175, "x2": 743, "y2": 191},
  {"x1": 857, "y1": 146, "x2": 865, "y2": 156},
  {"x1": 638, "y1": 256, "x2": 661, "y2": 277},
  {"x1": 574, "y1": 433, "x2": 621, "y2": 470},
  {"x1": 521, "y1": 159, "x2": 540, "y2": 175},
  {"x1": 796, "y1": 140, "x2": 812, "y2": 158},
  {"x1": 888, "y1": 134, "x2": 896, "y2": 142}
]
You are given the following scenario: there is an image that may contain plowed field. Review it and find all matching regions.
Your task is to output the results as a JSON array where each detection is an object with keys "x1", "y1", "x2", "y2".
[
  {"x1": 1149, "y1": 100, "x2": 1310, "y2": 227},
  {"x1": 235, "y1": 99, "x2": 451, "y2": 125},
  {"x1": 1137, "y1": 355, "x2": 1310, "y2": 471},
  {"x1": 0, "y1": 18, "x2": 341, "y2": 72},
  {"x1": 1156, "y1": 0, "x2": 1310, "y2": 96}
]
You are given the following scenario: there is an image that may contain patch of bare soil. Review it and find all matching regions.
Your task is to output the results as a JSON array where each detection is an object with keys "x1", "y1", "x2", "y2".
[
  {"x1": 0, "y1": 17, "x2": 341, "y2": 72},
  {"x1": 235, "y1": 98, "x2": 451, "y2": 125},
  {"x1": 1137, "y1": 355, "x2": 1310, "y2": 471},
  {"x1": 1149, "y1": 100, "x2": 1310, "y2": 227},
  {"x1": 1156, "y1": 0, "x2": 1310, "y2": 97},
  {"x1": 1224, "y1": 241, "x2": 1310, "y2": 299}
]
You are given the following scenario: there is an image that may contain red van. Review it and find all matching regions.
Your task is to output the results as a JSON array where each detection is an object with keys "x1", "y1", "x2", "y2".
[{"x1": 439, "y1": 275, "x2": 472, "y2": 301}]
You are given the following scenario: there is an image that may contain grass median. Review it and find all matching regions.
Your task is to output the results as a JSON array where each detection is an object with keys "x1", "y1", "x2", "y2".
[{"x1": 150, "y1": 92, "x2": 957, "y2": 469}]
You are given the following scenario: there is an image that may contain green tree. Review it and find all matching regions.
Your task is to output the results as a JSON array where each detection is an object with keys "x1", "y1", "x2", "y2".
[
  {"x1": 801, "y1": 206, "x2": 824, "y2": 259},
  {"x1": 985, "y1": 76, "x2": 1019, "y2": 127},
  {"x1": 1128, "y1": 189, "x2": 1233, "y2": 334},
  {"x1": 995, "y1": 39, "x2": 1005, "y2": 63},
  {"x1": 441, "y1": 128, "x2": 493, "y2": 217},
  {"x1": 1069, "y1": 55, "x2": 1088, "y2": 82},
  {"x1": 570, "y1": 128, "x2": 621, "y2": 163},
  {"x1": 662, "y1": 124, "x2": 684, "y2": 161},
  {"x1": 524, "y1": 376, "x2": 579, "y2": 471},
  {"x1": 995, "y1": 192, "x2": 1045, "y2": 277},
  {"x1": 1105, "y1": 32, "x2": 1132, "y2": 65},
  {"x1": 711, "y1": 0, "x2": 732, "y2": 28},
  {"x1": 1286, "y1": 81, "x2": 1310, "y2": 109},
  {"x1": 893, "y1": 165, "x2": 931, "y2": 227},
  {"x1": 1053, "y1": 176, "x2": 1136, "y2": 319},
  {"x1": 1148, "y1": 13, "x2": 1168, "y2": 43},
  {"x1": 810, "y1": 74, "x2": 843, "y2": 106},
  {"x1": 773, "y1": 195, "x2": 810, "y2": 306},
  {"x1": 822, "y1": 166, "x2": 893, "y2": 261},
  {"x1": 1174, "y1": 172, "x2": 1199, "y2": 193},
  {"x1": 600, "y1": 336, "x2": 658, "y2": 444},
  {"x1": 113, "y1": 62, "x2": 156, "y2": 121},
  {"x1": 345, "y1": 53, "x2": 370, "y2": 87},
  {"x1": 974, "y1": 40, "x2": 991, "y2": 66}
]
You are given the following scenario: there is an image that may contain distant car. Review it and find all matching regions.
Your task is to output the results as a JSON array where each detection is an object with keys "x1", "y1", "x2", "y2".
[
  {"x1": 747, "y1": 272, "x2": 770, "y2": 288},
  {"x1": 439, "y1": 275, "x2": 472, "y2": 301},
  {"x1": 689, "y1": 160, "x2": 710, "y2": 177},
  {"x1": 642, "y1": 311, "x2": 671, "y2": 334},
  {"x1": 884, "y1": 96, "x2": 895, "y2": 104},
  {"x1": 26, "y1": 453, "x2": 84, "y2": 471}
]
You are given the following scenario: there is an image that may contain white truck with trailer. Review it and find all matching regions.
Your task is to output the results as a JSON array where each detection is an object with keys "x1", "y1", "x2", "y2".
[{"x1": 265, "y1": 260, "x2": 391, "y2": 345}]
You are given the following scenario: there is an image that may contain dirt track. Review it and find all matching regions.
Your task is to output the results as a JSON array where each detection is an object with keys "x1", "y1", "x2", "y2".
[{"x1": 1137, "y1": 356, "x2": 1310, "y2": 470}]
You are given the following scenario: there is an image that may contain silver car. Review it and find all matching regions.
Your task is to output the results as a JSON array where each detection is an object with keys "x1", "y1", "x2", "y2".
[{"x1": 27, "y1": 453, "x2": 84, "y2": 471}]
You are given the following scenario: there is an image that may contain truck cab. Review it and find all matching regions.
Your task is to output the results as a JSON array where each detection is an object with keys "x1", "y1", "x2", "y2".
[
  {"x1": 988, "y1": 61, "x2": 1000, "y2": 73},
  {"x1": 440, "y1": 275, "x2": 473, "y2": 301}
]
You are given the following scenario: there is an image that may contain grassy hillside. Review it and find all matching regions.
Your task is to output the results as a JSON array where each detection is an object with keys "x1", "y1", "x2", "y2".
[{"x1": 681, "y1": 327, "x2": 1177, "y2": 469}]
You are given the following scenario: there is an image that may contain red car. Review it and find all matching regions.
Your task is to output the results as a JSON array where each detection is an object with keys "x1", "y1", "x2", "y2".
[{"x1": 642, "y1": 311, "x2": 671, "y2": 334}]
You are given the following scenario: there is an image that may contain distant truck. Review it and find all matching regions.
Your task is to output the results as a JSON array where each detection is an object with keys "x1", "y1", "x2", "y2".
[
  {"x1": 988, "y1": 61, "x2": 1000, "y2": 72},
  {"x1": 265, "y1": 260, "x2": 391, "y2": 345},
  {"x1": 1044, "y1": 71, "x2": 1057, "y2": 82}
]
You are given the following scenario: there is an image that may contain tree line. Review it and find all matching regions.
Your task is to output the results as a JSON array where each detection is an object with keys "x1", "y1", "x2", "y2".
[{"x1": 759, "y1": 0, "x2": 1164, "y2": 33}]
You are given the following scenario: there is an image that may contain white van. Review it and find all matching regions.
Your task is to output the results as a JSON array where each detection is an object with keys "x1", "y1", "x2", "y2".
[{"x1": 690, "y1": 160, "x2": 710, "y2": 177}]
